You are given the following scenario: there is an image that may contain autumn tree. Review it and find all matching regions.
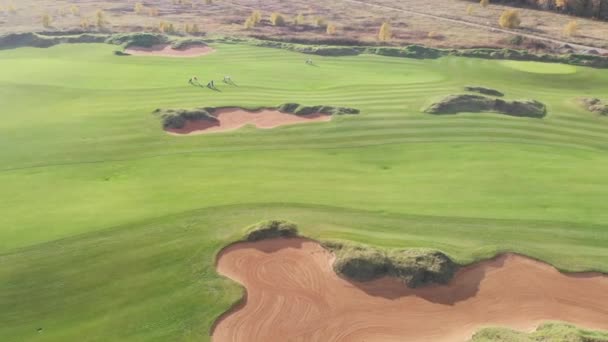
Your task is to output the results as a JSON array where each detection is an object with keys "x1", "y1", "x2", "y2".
[
  {"x1": 148, "y1": 7, "x2": 159, "y2": 16},
  {"x1": 96, "y1": 9, "x2": 107, "y2": 29},
  {"x1": 270, "y1": 12, "x2": 286, "y2": 26},
  {"x1": 326, "y1": 23, "x2": 337, "y2": 35},
  {"x1": 134, "y1": 3, "x2": 145, "y2": 14},
  {"x1": 480, "y1": 0, "x2": 490, "y2": 8},
  {"x1": 499, "y1": 9, "x2": 521, "y2": 28},
  {"x1": 70, "y1": 5, "x2": 79, "y2": 16},
  {"x1": 314, "y1": 16, "x2": 327, "y2": 28},
  {"x1": 42, "y1": 13, "x2": 52, "y2": 28},
  {"x1": 80, "y1": 18, "x2": 90, "y2": 29},
  {"x1": 378, "y1": 22, "x2": 392, "y2": 41},
  {"x1": 563, "y1": 19, "x2": 578, "y2": 37},
  {"x1": 467, "y1": 4, "x2": 475, "y2": 15},
  {"x1": 295, "y1": 13, "x2": 306, "y2": 25}
]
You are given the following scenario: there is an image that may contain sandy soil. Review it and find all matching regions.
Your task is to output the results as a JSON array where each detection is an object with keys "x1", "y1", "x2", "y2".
[
  {"x1": 213, "y1": 238, "x2": 608, "y2": 342},
  {"x1": 124, "y1": 44, "x2": 215, "y2": 57},
  {"x1": 166, "y1": 108, "x2": 332, "y2": 135}
]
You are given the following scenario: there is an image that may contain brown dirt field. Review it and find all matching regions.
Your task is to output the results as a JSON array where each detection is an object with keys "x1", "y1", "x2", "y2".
[
  {"x1": 166, "y1": 108, "x2": 331, "y2": 135},
  {"x1": 124, "y1": 44, "x2": 214, "y2": 57},
  {"x1": 3, "y1": 0, "x2": 608, "y2": 52},
  {"x1": 213, "y1": 238, "x2": 608, "y2": 342}
]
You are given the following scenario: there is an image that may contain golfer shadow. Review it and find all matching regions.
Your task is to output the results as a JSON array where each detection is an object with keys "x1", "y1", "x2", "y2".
[
  {"x1": 346, "y1": 256, "x2": 504, "y2": 305},
  {"x1": 224, "y1": 80, "x2": 239, "y2": 87},
  {"x1": 307, "y1": 63, "x2": 320, "y2": 67},
  {"x1": 207, "y1": 85, "x2": 222, "y2": 92}
]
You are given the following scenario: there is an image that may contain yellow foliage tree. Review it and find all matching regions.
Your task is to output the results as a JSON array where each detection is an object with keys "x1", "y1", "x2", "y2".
[
  {"x1": 499, "y1": 9, "x2": 521, "y2": 28},
  {"x1": 8, "y1": 2, "x2": 16, "y2": 13},
  {"x1": 563, "y1": 20, "x2": 578, "y2": 37},
  {"x1": 70, "y1": 5, "x2": 79, "y2": 16},
  {"x1": 326, "y1": 23, "x2": 337, "y2": 35},
  {"x1": 96, "y1": 10, "x2": 107, "y2": 29},
  {"x1": 42, "y1": 13, "x2": 52, "y2": 28},
  {"x1": 270, "y1": 12, "x2": 286, "y2": 26},
  {"x1": 295, "y1": 13, "x2": 306, "y2": 25},
  {"x1": 80, "y1": 18, "x2": 90, "y2": 30},
  {"x1": 191, "y1": 23, "x2": 200, "y2": 34},
  {"x1": 378, "y1": 22, "x2": 392, "y2": 41},
  {"x1": 480, "y1": 0, "x2": 490, "y2": 8},
  {"x1": 134, "y1": 3, "x2": 145, "y2": 14},
  {"x1": 314, "y1": 16, "x2": 327, "y2": 28},
  {"x1": 555, "y1": 0, "x2": 566, "y2": 9},
  {"x1": 467, "y1": 4, "x2": 475, "y2": 15},
  {"x1": 251, "y1": 10, "x2": 262, "y2": 25},
  {"x1": 148, "y1": 7, "x2": 159, "y2": 16}
]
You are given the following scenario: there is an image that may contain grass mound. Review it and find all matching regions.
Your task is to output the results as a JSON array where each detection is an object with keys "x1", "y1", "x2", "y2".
[
  {"x1": 425, "y1": 94, "x2": 547, "y2": 118},
  {"x1": 469, "y1": 322, "x2": 608, "y2": 342},
  {"x1": 325, "y1": 241, "x2": 458, "y2": 288},
  {"x1": 0, "y1": 32, "x2": 107, "y2": 49},
  {"x1": 105, "y1": 33, "x2": 168, "y2": 49},
  {"x1": 171, "y1": 38, "x2": 208, "y2": 50},
  {"x1": 579, "y1": 98, "x2": 608, "y2": 116},
  {"x1": 153, "y1": 108, "x2": 217, "y2": 129},
  {"x1": 244, "y1": 220, "x2": 299, "y2": 242},
  {"x1": 277, "y1": 103, "x2": 360, "y2": 116},
  {"x1": 465, "y1": 86, "x2": 504, "y2": 97}
]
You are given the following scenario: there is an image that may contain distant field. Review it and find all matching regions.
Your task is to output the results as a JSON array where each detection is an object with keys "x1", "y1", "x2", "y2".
[
  {"x1": 2, "y1": 0, "x2": 608, "y2": 51},
  {"x1": 1, "y1": 43, "x2": 608, "y2": 341}
]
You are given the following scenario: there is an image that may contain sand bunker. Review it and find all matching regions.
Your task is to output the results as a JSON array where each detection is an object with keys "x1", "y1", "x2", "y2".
[
  {"x1": 124, "y1": 44, "x2": 214, "y2": 57},
  {"x1": 166, "y1": 108, "x2": 331, "y2": 135},
  {"x1": 213, "y1": 238, "x2": 608, "y2": 342}
]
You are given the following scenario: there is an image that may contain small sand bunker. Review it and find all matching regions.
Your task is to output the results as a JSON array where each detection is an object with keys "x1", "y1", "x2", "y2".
[
  {"x1": 166, "y1": 108, "x2": 331, "y2": 135},
  {"x1": 124, "y1": 44, "x2": 215, "y2": 57},
  {"x1": 213, "y1": 238, "x2": 608, "y2": 342}
]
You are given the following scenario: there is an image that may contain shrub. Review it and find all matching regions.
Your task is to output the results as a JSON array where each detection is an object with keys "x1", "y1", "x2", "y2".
[
  {"x1": 564, "y1": 20, "x2": 578, "y2": 37},
  {"x1": 480, "y1": 0, "x2": 490, "y2": 8},
  {"x1": 427, "y1": 31, "x2": 440, "y2": 39},
  {"x1": 499, "y1": 9, "x2": 521, "y2": 29},
  {"x1": 245, "y1": 220, "x2": 298, "y2": 242},
  {"x1": 378, "y1": 22, "x2": 392, "y2": 41},
  {"x1": 326, "y1": 23, "x2": 337, "y2": 35},
  {"x1": 251, "y1": 10, "x2": 262, "y2": 25},
  {"x1": 270, "y1": 13, "x2": 286, "y2": 26}
]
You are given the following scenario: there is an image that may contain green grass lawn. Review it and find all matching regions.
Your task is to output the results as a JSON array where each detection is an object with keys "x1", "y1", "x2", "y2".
[{"x1": 1, "y1": 43, "x2": 608, "y2": 341}]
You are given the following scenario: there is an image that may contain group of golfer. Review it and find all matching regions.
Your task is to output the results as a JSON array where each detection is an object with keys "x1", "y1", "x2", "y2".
[{"x1": 189, "y1": 58, "x2": 314, "y2": 89}]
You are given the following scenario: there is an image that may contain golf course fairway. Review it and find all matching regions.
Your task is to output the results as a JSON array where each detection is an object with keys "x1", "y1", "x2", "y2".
[{"x1": 1, "y1": 42, "x2": 608, "y2": 341}]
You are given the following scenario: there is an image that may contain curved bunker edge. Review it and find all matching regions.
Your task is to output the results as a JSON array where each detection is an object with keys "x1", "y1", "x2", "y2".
[{"x1": 210, "y1": 220, "x2": 608, "y2": 340}]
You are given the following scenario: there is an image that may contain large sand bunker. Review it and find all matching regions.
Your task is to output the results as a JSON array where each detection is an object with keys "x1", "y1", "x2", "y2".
[
  {"x1": 124, "y1": 44, "x2": 214, "y2": 57},
  {"x1": 166, "y1": 108, "x2": 331, "y2": 135},
  {"x1": 213, "y1": 238, "x2": 608, "y2": 342}
]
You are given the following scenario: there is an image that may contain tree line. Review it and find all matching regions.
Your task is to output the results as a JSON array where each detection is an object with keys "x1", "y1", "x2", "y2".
[{"x1": 479, "y1": 0, "x2": 608, "y2": 20}]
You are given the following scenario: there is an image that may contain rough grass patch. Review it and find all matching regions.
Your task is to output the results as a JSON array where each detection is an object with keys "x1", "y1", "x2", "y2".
[
  {"x1": 244, "y1": 220, "x2": 299, "y2": 242},
  {"x1": 324, "y1": 241, "x2": 458, "y2": 288},
  {"x1": 424, "y1": 94, "x2": 546, "y2": 118}
]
